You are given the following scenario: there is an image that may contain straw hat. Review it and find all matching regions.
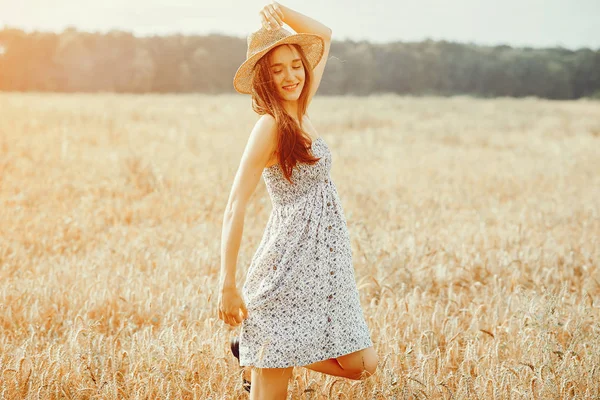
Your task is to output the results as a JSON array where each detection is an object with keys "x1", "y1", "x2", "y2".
[{"x1": 233, "y1": 26, "x2": 325, "y2": 95}]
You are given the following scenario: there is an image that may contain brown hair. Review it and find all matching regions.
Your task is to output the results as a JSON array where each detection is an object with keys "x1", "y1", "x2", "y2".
[{"x1": 250, "y1": 43, "x2": 321, "y2": 184}]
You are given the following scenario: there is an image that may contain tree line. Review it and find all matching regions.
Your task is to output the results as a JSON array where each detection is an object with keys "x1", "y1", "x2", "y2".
[{"x1": 0, "y1": 27, "x2": 599, "y2": 99}]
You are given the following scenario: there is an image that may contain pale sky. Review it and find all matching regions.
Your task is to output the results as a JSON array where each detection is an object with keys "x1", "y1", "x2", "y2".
[{"x1": 2, "y1": 0, "x2": 599, "y2": 49}]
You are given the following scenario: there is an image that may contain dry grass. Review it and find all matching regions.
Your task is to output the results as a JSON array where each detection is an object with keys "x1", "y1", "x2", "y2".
[{"x1": 0, "y1": 92, "x2": 599, "y2": 399}]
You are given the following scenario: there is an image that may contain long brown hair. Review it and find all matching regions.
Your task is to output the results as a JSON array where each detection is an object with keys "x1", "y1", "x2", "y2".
[{"x1": 250, "y1": 43, "x2": 320, "y2": 184}]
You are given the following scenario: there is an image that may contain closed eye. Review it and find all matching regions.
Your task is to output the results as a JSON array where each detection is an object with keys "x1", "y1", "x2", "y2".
[{"x1": 274, "y1": 66, "x2": 302, "y2": 74}]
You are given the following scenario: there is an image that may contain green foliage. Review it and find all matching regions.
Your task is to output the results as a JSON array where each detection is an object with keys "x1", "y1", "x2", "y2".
[{"x1": 0, "y1": 28, "x2": 598, "y2": 99}]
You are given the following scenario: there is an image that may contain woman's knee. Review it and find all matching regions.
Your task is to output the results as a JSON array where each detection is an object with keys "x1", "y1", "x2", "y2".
[
  {"x1": 361, "y1": 351, "x2": 378, "y2": 377},
  {"x1": 336, "y1": 347, "x2": 378, "y2": 380}
]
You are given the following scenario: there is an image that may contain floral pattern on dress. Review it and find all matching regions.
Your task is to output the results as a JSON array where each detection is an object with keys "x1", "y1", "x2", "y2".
[{"x1": 239, "y1": 136, "x2": 373, "y2": 368}]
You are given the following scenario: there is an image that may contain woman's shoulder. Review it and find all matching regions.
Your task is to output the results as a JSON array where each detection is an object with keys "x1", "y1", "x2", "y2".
[
  {"x1": 251, "y1": 115, "x2": 278, "y2": 153},
  {"x1": 258, "y1": 113, "x2": 276, "y2": 124},
  {"x1": 255, "y1": 114, "x2": 277, "y2": 132}
]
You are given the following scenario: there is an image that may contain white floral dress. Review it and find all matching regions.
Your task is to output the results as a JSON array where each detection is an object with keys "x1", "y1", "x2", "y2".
[{"x1": 239, "y1": 136, "x2": 373, "y2": 369}]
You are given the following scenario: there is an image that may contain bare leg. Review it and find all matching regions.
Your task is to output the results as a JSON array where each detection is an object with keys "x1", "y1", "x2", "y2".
[
  {"x1": 244, "y1": 358, "x2": 349, "y2": 384},
  {"x1": 250, "y1": 366, "x2": 294, "y2": 400},
  {"x1": 335, "y1": 347, "x2": 378, "y2": 379},
  {"x1": 303, "y1": 358, "x2": 359, "y2": 379},
  {"x1": 302, "y1": 347, "x2": 379, "y2": 380}
]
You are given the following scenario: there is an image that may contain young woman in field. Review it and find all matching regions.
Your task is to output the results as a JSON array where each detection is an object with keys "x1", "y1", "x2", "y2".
[{"x1": 217, "y1": 2, "x2": 378, "y2": 398}]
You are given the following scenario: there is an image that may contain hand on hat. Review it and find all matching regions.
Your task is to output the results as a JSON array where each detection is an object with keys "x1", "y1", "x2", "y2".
[{"x1": 260, "y1": 1, "x2": 285, "y2": 31}]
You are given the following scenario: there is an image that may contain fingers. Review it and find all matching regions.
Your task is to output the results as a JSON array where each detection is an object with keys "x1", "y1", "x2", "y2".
[
  {"x1": 260, "y1": 13, "x2": 268, "y2": 30},
  {"x1": 218, "y1": 308, "x2": 232, "y2": 325},
  {"x1": 222, "y1": 313, "x2": 233, "y2": 326},
  {"x1": 259, "y1": 6, "x2": 282, "y2": 31},
  {"x1": 271, "y1": 1, "x2": 284, "y2": 20},
  {"x1": 265, "y1": 13, "x2": 280, "y2": 30},
  {"x1": 267, "y1": 4, "x2": 284, "y2": 26},
  {"x1": 227, "y1": 315, "x2": 242, "y2": 327},
  {"x1": 226, "y1": 315, "x2": 238, "y2": 327},
  {"x1": 232, "y1": 313, "x2": 243, "y2": 325},
  {"x1": 219, "y1": 310, "x2": 247, "y2": 327}
]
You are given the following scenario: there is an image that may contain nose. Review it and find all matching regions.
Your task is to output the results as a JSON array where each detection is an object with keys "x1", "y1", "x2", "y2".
[
  {"x1": 283, "y1": 66, "x2": 296, "y2": 81},
  {"x1": 283, "y1": 69, "x2": 292, "y2": 80}
]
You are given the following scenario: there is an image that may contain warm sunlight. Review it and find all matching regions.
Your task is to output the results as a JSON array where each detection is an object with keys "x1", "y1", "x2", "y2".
[{"x1": 1, "y1": 1, "x2": 599, "y2": 398}]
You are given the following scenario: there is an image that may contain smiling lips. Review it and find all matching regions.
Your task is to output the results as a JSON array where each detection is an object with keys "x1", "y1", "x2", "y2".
[{"x1": 282, "y1": 83, "x2": 299, "y2": 91}]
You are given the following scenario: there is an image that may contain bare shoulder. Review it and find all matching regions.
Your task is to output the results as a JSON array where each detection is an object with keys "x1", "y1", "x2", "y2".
[
  {"x1": 257, "y1": 113, "x2": 276, "y2": 131},
  {"x1": 243, "y1": 114, "x2": 278, "y2": 168},
  {"x1": 253, "y1": 114, "x2": 277, "y2": 150},
  {"x1": 253, "y1": 114, "x2": 278, "y2": 145}
]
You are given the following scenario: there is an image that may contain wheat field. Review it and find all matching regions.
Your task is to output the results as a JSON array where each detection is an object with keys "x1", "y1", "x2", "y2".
[{"x1": 0, "y1": 92, "x2": 599, "y2": 399}]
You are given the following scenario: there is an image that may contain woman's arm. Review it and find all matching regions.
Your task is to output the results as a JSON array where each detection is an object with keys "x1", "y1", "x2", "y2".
[
  {"x1": 217, "y1": 115, "x2": 278, "y2": 327},
  {"x1": 275, "y1": 3, "x2": 331, "y2": 39},
  {"x1": 261, "y1": 2, "x2": 332, "y2": 106},
  {"x1": 219, "y1": 115, "x2": 278, "y2": 290}
]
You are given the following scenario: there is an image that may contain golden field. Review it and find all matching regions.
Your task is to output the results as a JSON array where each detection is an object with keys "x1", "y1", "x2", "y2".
[{"x1": 0, "y1": 92, "x2": 599, "y2": 399}]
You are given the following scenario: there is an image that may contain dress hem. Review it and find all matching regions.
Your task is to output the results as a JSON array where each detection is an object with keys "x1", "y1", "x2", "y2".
[{"x1": 239, "y1": 340, "x2": 374, "y2": 369}]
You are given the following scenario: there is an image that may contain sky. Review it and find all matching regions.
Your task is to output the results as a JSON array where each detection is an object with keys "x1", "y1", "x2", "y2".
[{"x1": 1, "y1": 0, "x2": 599, "y2": 50}]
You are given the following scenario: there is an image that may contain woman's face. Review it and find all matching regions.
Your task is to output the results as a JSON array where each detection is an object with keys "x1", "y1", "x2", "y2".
[{"x1": 268, "y1": 45, "x2": 305, "y2": 101}]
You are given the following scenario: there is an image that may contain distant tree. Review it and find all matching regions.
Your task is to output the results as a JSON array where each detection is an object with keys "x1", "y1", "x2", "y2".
[{"x1": 0, "y1": 28, "x2": 599, "y2": 99}]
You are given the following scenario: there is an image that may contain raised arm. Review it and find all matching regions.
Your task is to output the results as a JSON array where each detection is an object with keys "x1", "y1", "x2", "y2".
[
  {"x1": 261, "y1": 2, "x2": 332, "y2": 107},
  {"x1": 218, "y1": 115, "x2": 278, "y2": 326}
]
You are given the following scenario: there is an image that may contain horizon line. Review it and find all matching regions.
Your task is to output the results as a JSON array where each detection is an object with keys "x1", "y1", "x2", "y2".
[{"x1": 1, "y1": 24, "x2": 598, "y2": 52}]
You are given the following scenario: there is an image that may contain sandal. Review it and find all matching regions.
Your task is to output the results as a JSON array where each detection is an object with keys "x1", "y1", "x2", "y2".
[{"x1": 230, "y1": 336, "x2": 251, "y2": 393}]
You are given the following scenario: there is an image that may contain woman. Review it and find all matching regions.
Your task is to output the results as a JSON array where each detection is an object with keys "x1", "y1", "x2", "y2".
[{"x1": 217, "y1": 2, "x2": 378, "y2": 398}]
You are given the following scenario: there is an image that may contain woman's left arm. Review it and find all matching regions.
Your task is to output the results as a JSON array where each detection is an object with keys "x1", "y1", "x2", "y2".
[
  {"x1": 261, "y1": 2, "x2": 332, "y2": 105},
  {"x1": 268, "y1": 2, "x2": 331, "y2": 39}
]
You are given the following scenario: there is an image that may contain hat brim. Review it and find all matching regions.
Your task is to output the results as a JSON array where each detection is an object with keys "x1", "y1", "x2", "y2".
[{"x1": 233, "y1": 32, "x2": 325, "y2": 95}]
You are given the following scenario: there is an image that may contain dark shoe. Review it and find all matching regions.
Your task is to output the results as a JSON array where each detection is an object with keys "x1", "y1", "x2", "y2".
[
  {"x1": 242, "y1": 377, "x2": 251, "y2": 393},
  {"x1": 230, "y1": 336, "x2": 240, "y2": 360},
  {"x1": 230, "y1": 336, "x2": 251, "y2": 393}
]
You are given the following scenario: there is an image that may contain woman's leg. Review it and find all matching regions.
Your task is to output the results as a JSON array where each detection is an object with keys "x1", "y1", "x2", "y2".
[
  {"x1": 335, "y1": 346, "x2": 378, "y2": 379},
  {"x1": 302, "y1": 347, "x2": 379, "y2": 380},
  {"x1": 250, "y1": 366, "x2": 294, "y2": 400},
  {"x1": 243, "y1": 357, "x2": 351, "y2": 385},
  {"x1": 303, "y1": 357, "x2": 358, "y2": 379}
]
